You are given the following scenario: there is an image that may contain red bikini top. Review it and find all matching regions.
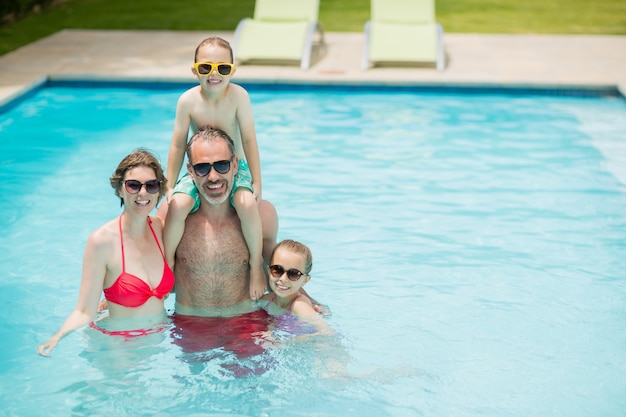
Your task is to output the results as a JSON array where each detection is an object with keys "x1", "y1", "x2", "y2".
[{"x1": 103, "y1": 216, "x2": 175, "y2": 308}]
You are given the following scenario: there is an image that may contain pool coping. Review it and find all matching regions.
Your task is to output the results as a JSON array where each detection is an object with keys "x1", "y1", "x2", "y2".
[
  {"x1": 2, "y1": 74, "x2": 624, "y2": 115},
  {"x1": 1, "y1": 30, "x2": 625, "y2": 110}
]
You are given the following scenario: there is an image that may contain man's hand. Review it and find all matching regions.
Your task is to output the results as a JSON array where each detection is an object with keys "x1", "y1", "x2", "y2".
[{"x1": 314, "y1": 303, "x2": 331, "y2": 316}]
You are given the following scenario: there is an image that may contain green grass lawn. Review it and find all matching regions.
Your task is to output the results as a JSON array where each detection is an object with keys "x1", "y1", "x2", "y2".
[{"x1": 1, "y1": 0, "x2": 624, "y2": 56}]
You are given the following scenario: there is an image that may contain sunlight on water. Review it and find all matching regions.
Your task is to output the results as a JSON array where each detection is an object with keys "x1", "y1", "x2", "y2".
[{"x1": 1, "y1": 84, "x2": 625, "y2": 416}]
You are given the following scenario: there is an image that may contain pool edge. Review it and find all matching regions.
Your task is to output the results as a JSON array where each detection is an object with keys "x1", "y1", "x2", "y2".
[
  {"x1": 50, "y1": 74, "x2": 626, "y2": 97},
  {"x1": 0, "y1": 76, "x2": 48, "y2": 114},
  {"x1": 1, "y1": 75, "x2": 624, "y2": 114}
]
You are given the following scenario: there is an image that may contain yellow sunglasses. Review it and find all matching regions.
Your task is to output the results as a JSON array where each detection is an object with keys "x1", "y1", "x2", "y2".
[{"x1": 194, "y1": 62, "x2": 235, "y2": 76}]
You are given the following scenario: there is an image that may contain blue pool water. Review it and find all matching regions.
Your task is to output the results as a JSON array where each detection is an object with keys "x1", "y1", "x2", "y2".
[{"x1": 1, "y1": 82, "x2": 626, "y2": 416}]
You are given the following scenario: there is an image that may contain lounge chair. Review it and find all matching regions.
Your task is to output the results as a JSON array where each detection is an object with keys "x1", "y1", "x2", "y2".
[
  {"x1": 362, "y1": 0, "x2": 445, "y2": 71},
  {"x1": 232, "y1": 0, "x2": 325, "y2": 70}
]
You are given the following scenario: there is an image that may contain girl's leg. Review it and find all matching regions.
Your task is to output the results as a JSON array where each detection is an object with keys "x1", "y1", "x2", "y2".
[{"x1": 232, "y1": 188, "x2": 265, "y2": 300}]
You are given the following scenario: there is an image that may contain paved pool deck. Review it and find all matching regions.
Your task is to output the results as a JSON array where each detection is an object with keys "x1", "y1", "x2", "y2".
[{"x1": 0, "y1": 30, "x2": 625, "y2": 105}]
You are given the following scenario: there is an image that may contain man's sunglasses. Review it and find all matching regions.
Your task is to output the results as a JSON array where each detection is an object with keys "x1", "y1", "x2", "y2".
[
  {"x1": 268, "y1": 264, "x2": 308, "y2": 282},
  {"x1": 194, "y1": 62, "x2": 235, "y2": 76},
  {"x1": 192, "y1": 159, "x2": 232, "y2": 177},
  {"x1": 124, "y1": 179, "x2": 161, "y2": 194}
]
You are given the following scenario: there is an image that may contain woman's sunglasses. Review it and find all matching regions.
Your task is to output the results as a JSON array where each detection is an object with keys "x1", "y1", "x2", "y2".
[
  {"x1": 268, "y1": 264, "x2": 308, "y2": 282},
  {"x1": 124, "y1": 179, "x2": 161, "y2": 194},
  {"x1": 194, "y1": 62, "x2": 235, "y2": 76},
  {"x1": 192, "y1": 160, "x2": 232, "y2": 177}
]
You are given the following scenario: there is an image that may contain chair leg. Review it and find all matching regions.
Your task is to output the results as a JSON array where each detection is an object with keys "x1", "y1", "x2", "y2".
[
  {"x1": 301, "y1": 21, "x2": 326, "y2": 70},
  {"x1": 362, "y1": 21, "x2": 371, "y2": 71},
  {"x1": 436, "y1": 23, "x2": 445, "y2": 71},
  {"x1": 301, "y1": 22, "x2": 318, "y2": 69}
]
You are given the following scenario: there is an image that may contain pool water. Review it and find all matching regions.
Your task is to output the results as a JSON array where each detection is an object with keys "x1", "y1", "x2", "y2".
[{"x1": 1, "y1": 83, "x2": 625, "y2": 417}]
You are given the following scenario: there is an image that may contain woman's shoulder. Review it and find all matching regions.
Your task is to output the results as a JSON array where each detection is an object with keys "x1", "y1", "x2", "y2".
[
  {"x1": 88, "y1": 218, "x2": 118, "y2": 245},
  {"x1": 83, "y1": 218, "x2": 119, "y2": 261}
]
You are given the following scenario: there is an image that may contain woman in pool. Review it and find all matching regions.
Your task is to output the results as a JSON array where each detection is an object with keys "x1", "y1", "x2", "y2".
[
  {"x1": 259, "y1": 239, "x2": 332, "y2": 337},
  {"x1": 37, "y1": 149, "x2": 173, "y2": 356}
]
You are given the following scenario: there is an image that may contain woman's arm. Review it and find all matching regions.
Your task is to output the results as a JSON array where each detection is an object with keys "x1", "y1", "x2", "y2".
[{"x1": 37, "y1": 230, "x2": 108, "y2": 356}]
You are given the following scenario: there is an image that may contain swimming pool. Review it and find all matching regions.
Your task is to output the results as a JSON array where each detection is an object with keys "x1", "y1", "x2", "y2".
[{"x1": 1, "y1": 81, "x2": 625, "y2": 416}]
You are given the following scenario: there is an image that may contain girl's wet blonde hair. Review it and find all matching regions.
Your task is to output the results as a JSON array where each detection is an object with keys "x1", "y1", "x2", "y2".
[{"x1": 271, "y1": 239, "x2": 313, "y2": 275}]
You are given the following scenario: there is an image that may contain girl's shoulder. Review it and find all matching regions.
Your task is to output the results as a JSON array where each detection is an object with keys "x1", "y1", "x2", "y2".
[
  {"x1": 291, "y1": 295, "x2": 316, "y2": 317},
  {"x1": 295, "y1": 292, "x2": 313, "y2": 307}
]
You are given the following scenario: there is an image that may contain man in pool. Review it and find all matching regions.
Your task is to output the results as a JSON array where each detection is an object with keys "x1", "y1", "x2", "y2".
[
  {"x1": 166, "y1": 127, "x2": 321, "y2": 313},
  {"x1": 156, "y1": 128, "x2": 322, "y2": 375},
  {"x1": 166, "y1": 126, "x2": 278, "y2": 315},
  {"x1": 95, "y1": 128, "x2": 321, "y2": 367},
  {"x1": 156, "y1": 127, "x2": 280, "y2": 371}
]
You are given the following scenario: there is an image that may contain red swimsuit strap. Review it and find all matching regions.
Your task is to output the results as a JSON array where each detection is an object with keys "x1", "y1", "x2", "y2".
[
  {"x1": 146, "y1": 217, "x2": 165, "y2": 260},
  {"x1": 119, "y1": 216, "x2": 165, "y2": 269}
]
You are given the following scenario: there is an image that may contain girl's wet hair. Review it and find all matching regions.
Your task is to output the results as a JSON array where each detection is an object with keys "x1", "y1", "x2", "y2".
[
  {"x1": 194, "y1": 37, "x2": 234, "y2": 63},
  {"x1": 110, "y1": 148, "x2": 167, "y2": 206},
  {"x1": 271, "y1": 239, "x2": 313, "y2": 275}
]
